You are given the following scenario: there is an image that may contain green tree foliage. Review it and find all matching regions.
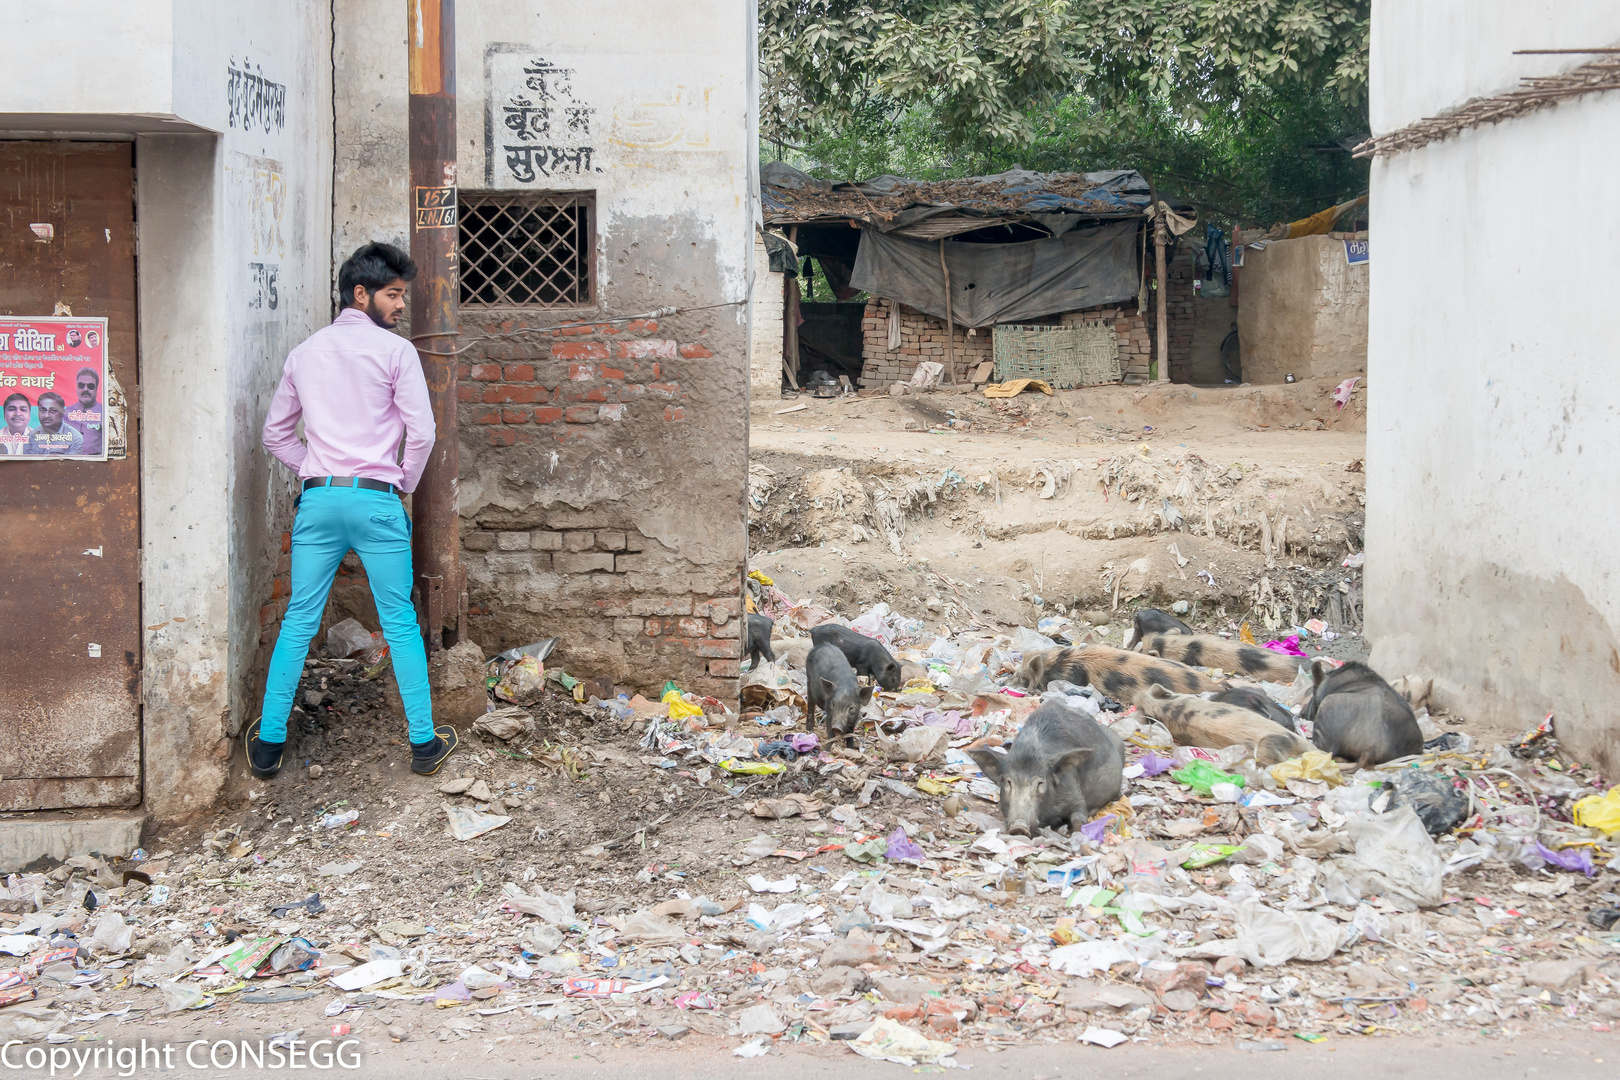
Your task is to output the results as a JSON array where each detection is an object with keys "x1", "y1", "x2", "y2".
[
  {"x1": 761, "y1": 1, "x2": 1368, "y2": 147},
  {"x1": 760, "y1": 1, "x2": 1371, "y2": 225}
]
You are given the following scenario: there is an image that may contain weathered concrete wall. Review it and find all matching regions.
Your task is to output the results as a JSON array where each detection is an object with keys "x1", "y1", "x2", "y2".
[
  {"x1": 0, "y1": 2, "x2": 337, "y2": 820},
  {"x1": 1365, "y1": 0, "x2": 1620, "y2": 776},
  {"x1": 334, "y1": 0, "x2": 754, "y2": 697},
  {"x1": 1237, "y1": 234, "x2": 1368, "y2": 385},
  {"x1": 750, "y1": 231, "x2": 784, "y2": 394}
]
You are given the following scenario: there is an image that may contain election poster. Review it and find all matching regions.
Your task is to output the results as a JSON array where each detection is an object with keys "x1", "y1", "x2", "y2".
[{"x1": 0, "y1": 317, "x2": 109, "y2": 461}]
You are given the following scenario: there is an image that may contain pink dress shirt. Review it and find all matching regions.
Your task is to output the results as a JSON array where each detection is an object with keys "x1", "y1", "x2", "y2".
[{"x1": 262, "y1": 307, "x2": 435, "y2": 493}]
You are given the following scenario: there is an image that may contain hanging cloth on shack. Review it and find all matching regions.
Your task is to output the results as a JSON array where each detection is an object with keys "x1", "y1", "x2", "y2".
[
  {"x1": 762, "y1": 230, "x2": 800, "y2": 276},
  {"x1": 1269, "y1": 194, "x2": 1367, "y2": 241},
  {"x1": 850, "y1": 221, "x2": 1139, "y2": 328}
]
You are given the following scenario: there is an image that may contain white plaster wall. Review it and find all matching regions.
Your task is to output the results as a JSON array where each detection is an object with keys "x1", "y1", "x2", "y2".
[
  {"x1": 1366, "y1": 0, "x2": 1620, "y2": 775},
  {"x1": 750, "y1": 231, "x2": 783, "y2": 393},
  {"x1": 0, "y1": 3, "x2": 176, "y2": 118}
]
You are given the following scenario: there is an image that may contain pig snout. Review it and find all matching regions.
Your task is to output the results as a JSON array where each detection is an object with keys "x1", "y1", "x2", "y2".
[{"x1": 1005, "y1": 819, "x2": 1034, "y2": 837}]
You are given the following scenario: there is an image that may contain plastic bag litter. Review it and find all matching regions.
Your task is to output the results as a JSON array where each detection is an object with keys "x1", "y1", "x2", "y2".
[
  {"x1": 492, "y1": 656, "x2": 547, "y2": 705},
  {"x1": 1573, "y1": 785, "x2": 1620, "y2": 835},
  {"x1": 1011, "y1": 626, "x2": 1058, "y2": 655},
  {"x1": 501, "y1": 883, "x2": 580, "y2": 928},
  {"x1": 1325, "y1": 806, "x2": 1444, "y2": 908},
  {"x1": 850, "y1": 1016, "x2": 957, "y2": 1066},
  {"x1": 620, "y1": 910, "x2": 691, "y2": 947},
  {"x1": 1171, "y1": 761, "x2": 1244, "y2": 796},
  {"x1": 849, "y1": 603, "x2": 896, "y2": 647},
  {"x1": 325, "y1": 618, "x2": 374, "y2": 659},
  {"x1": 1048, "y1": 939, "x2": 1141, "y2": 977},
  {"x1": 878, "y1": 725, "x2": 949, "y2": 763},
  {"x1": 1386, "y1": 770, "x2": 1467, "y2": 834},
  {"x1": 445, "y1": 805, "x2": 510, "y2": 841},
  {"x1": 662, "y1": 688, "x2": 705, "y2": 721},
  {"x1": 1269, "y1": 751, "x2": 1343, "y2": 788},
  {"x1": 1192, "y1": 903, "x2": 1348, "y2": 967},
  {"x1": 738, "y1": 1003, "x2": 786, "y2": 1035},
  {"x1": 160, "y1": 981, "x2": 207, "y2": 1013},
  {"x1": 87, "y1": 911, "x2": 133, "y2": 954},
  {"x1": 473, "y1": 706, "x2": 534, "y2": 741}
]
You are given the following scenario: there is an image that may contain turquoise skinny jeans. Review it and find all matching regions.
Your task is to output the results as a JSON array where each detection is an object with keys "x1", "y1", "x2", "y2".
[{"x1": 259, "y1": 485, "x2": 433, "y2": 743}]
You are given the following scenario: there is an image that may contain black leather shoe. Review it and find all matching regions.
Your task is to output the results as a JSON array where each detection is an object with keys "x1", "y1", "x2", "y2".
[
  {"x1": 244, "y1": 717, "x2": 285, "y2": 779},
  {"x1": 410, "y1": 725, "x2": 459, "y2": 775}
]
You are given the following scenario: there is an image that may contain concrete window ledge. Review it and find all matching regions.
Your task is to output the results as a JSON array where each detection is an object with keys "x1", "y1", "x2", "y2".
[{"x1": 0, "y1": 811, "x2": 146, "y2": 873}]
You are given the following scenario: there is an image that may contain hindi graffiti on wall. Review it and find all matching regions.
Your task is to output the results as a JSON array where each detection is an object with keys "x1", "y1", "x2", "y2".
[
  {"x1": 227, "y1": 58, "x2": 287, "y2": 135},
  {"x1": 492, "y1": 55, "x2": 599, "y2": 184},
  {"x1": 0, "y1": 318, "x2": 109, "y2": 461}
]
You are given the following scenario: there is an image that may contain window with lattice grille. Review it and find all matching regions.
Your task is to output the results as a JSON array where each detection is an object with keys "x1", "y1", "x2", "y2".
[{"x1": 459, "y1": 193, "x2": 594, "y2": 306}]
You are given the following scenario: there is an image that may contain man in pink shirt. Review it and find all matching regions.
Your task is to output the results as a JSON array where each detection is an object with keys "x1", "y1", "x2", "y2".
[{"x1": 248, "y1": 242, "x2": 458, "y2": 779}]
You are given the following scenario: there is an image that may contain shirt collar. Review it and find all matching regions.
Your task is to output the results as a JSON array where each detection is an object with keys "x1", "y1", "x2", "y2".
[{"x1": 335, "y1": 307, "x2": 374, "y2": 327}]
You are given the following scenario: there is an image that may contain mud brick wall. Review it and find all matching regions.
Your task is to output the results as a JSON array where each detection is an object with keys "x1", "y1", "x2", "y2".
[
  {"x1": 453, "y1": 312, "x2": 747, "y2": 698},
  {"x1": 856, "y1": 302, "x2": 995, "y2": 387},
  {"x1": 859, "y1": 299, "x2": 1156, "y2": 387}
]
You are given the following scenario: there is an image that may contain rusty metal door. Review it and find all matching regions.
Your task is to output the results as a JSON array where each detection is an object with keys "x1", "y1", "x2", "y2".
[{"x1": 0, "y1": 142, "x2": 140, "y2": 810}]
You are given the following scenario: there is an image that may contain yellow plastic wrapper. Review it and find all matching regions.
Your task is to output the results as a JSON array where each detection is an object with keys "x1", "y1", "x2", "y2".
[
  {"x1": 1270, "y1": 750, "x2": 1344, "y2": 788},
  {"x1": 1573, "y1": 786, "x2": 1620, "y2": 835},
  {"x1": 1239, "y1": 621, "x2": 1256, "y2": 645},
  {"x1": 718, "y1": 758, "x2": 785, "y2": 776},
  {"x1": 662, "y1": 689, "x2": 704, "y2": 721},
  {"x1": 748, "y1": 569, "x2": 775, "y2": 587},
  {"x1": 916, "y1": 776, "x2": 961, "y2": 796}
]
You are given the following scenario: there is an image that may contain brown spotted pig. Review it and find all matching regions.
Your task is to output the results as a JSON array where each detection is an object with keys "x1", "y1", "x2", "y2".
[
  {"x1": 1135, "y1": 684, "x2": 1310, "y2": 765},
  {"x1": 1135, "y1": 633, "x2": 1305, "y2": 683},
  {"x1": 1014, "y1": 644, "x2": 1222, "y2": 698}
]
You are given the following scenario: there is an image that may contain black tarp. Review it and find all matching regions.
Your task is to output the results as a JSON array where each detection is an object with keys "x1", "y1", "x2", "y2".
[{"x1": 850, "y1": 221, "x2": 1140, "y2": 328}]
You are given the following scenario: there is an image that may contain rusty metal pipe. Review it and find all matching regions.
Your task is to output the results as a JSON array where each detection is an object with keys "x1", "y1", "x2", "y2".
[{"x1": 407, "y1": 0, "x2": 464, "y2": 652}]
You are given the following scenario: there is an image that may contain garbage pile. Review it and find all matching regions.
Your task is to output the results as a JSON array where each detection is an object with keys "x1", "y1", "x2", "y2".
[{"x1": 2, "y1": 590, "x2": 1618, "y2": 1059}]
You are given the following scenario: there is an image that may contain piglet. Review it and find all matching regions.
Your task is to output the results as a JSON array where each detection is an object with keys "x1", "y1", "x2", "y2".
[
  {"x1": 1305, "y1": 660, "x2": 1423, "y2": 768},
  {"x1": 806, "y1": 642, "x2": 873, "y2": 747},
  {"x1": 967, "y1": 701, "x2": 1123, "y2": 837}
]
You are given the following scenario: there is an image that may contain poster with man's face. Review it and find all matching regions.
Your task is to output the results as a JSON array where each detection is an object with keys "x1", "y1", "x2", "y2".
[{"x1": 0, "y1": 317, "x2": 108, "y2": 460}]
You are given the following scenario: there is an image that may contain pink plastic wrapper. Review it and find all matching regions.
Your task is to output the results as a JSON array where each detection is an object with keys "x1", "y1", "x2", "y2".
[
  {"x1": 564, "y1": 977, "x2": 628, "y2": 998},
  {"x1": 1262, "y1": 634, "x2": 1308, "y2": 657}
]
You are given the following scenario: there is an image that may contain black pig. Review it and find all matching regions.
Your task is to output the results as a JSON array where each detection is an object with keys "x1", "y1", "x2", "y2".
[
  {"x1": 1213, "y1": 685, "x2": 1298, "y2": 732},
  {"x1": 743, "y1": 613, "x2": 775, "y2": 671},
  {"x1": 810, "y1": 623, "x2": 903, "y2": 690},
  {"x1": 967, "y1": 702, "x2": 1124, "y2": 836},
  {"x1": 1123, "y1": 608, "x2": 1193, "y2": 649},
  {"x1": 806, "y1": 643, "x2": 873, "y2": 747},
  {"x1": 1305, "y1": 660, "x2": 1423, "y2": 768}
]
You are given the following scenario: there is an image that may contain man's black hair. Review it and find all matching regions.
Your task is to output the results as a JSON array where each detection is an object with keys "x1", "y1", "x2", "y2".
[
  {"x1": 338, "y1": 242, "x2": 418, "y2": 307},
  {"x1": 38, "y1": 391, "x2": 65, "y2": 409},
  {"x1": 3, "y1": 392, "x2": 28, "y2": 410},
  {"x1": 76, "y1": 367, "x2": 98, "y2": 385}
]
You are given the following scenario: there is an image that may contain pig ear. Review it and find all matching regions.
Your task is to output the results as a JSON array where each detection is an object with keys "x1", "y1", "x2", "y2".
[
  {"x1": 1052, "y1": 747, "x2": 1095, "y2": 776},
  {"x1": 859, "y1": 684, "x2": 875, "y2": 704},
  {"x1": 1027, "y1": 654, "x2": 1048, "y2": 683},
  {"x1": 966, "y1": 748, "x2": 1003, "y2": 783},
  {"x1": 1311, "y1": 659, "x2": 1330, "y2": 686},
  {"x1": 819, "y1": 676, "x2": 838, "y2": 697}
]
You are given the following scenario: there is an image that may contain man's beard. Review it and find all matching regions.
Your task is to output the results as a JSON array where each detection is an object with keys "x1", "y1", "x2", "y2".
[{"x1": 364, "y1": 298, "x2": 396, "y2": 328}]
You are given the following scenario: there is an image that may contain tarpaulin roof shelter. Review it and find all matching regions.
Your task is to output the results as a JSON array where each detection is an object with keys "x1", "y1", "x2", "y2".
[
  {"x1": 761, "y1": 161, "x2": 1154, "y2": 240},
  {"x1": 762, "y1": 163, "x2": 1162, "y2": 327}
]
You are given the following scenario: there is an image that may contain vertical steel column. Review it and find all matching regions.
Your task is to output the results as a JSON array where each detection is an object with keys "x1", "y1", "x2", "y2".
[{"x1": 407, "y1": 0, "x2": 465, "y2": 652}]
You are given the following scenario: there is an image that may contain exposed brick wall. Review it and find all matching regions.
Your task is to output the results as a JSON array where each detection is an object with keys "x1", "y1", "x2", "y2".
[
  {"x1": 858, "y1": 299, "x2": 1153, "y2": 386},
  {"x1": 453, "y1": 312, "x2": 744, "y2": 697},
  {"x1": 857, "y1": 301, "x2": 994, "y2": 387},
  {"x1": 1151, "y1": 243, "x2": 1197, "y2": 381}
]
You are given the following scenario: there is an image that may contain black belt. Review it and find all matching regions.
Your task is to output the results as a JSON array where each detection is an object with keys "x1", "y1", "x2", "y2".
[{"x1": 303, "y1": 476, "x2": 398, "y2": 494}]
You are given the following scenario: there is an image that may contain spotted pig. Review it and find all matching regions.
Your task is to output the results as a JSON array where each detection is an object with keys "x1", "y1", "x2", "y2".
[
  {"x1": 1014, "y1": 644, "x2": 1222, "y2": 698},
  {"x1": 1135, "y1": 684, "x2": 1311, "y2": 765},
  {"x1": 1136, "y1": 633, "x2": 1305, "y2": 683}
]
